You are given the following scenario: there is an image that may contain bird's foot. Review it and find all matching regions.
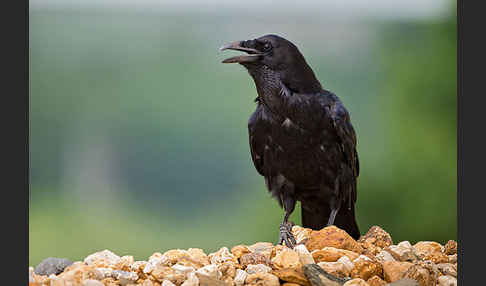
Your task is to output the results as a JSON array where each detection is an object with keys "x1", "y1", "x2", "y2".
[{"x1": 278, "y1": 221, "x2": 296, "y2": 248}]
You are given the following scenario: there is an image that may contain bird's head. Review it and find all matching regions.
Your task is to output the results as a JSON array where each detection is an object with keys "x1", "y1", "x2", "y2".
[{"x1": 220, "y1": 34, "x2": 322, "y2": 94}]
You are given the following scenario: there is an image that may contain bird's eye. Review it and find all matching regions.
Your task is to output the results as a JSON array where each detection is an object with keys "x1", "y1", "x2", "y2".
[{"x1": 263, "y1": 42, "x2": 272, "y2": 52}]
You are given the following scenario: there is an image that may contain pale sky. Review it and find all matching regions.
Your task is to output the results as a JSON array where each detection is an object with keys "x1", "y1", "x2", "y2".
[{"x1": 31, "y1": 0, "x2": 452, "y2": 20}]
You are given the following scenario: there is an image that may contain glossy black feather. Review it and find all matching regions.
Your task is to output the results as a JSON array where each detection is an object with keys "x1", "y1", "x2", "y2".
[{"x1": 234, "y1": 35, "x2": 360, "y2": 239}]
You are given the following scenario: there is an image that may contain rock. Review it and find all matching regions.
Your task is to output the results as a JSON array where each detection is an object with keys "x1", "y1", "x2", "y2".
[
  {"x1": 57, "y1": 263, "x2": 97, "y2": 285},
  {"x1": 195, "y1": 272, "x2": 230, "y2": 286},
  {"x1": 413, "y1": 242, "x2": 448, "y2": 263},
  {"x1": 100, "y1": 277, "x2": 118, "y2": 286},
  {"x1": 245, "y1": 272, "x2": 280, "y2": 286},
  {"x1": 248, "y1": 242, "x2": 274, "y2": 260},
  {"x1": 382, "y1": 261, "x2": 413, "y2": 283},
  {"x1": 402, "y1": 264, "x2": 436, "y2": 286},
  {"x1": 448, "y1": 254, "x2": 457, "y2": 264},
  {"x1": 385, "y1": 278, "x2": 419, "y2": 286},
  {"x1": 273, "y1": 267, "x2": 311, "y2": 286},
  {"x1": 350, "y1": 258, "x2": 382, "y2": 281},
  {"x1": 131, "y1": 261, "x2": 149, "y2": 274},
  {"x1": 93, "y1": 267, "x2": 113, "y2": 280},
  {"x1": 145, "y1": 253, "x2": 170, "y2": 274},
  {"x1": 374, "y1": 251, "x2": 396, "y2": 264},
  {"x1": 231, "y1": 245, "x2": 251, "y2": 259},
  {"x1": 343, "y1": 278, "x2": 369, "y2": 286},
  {"x1": 366, "y1": 275, "x2": 386, "y2": 286},
  {"x1": 294, "y1": 244, "x2": 315, "y2": 265},
  {"x1": 143, "y1": 263, "x2": 155, "y2": 274},
  {"x1": 302, "y1": 263, "x2": 348, "y2": 286},
  {"x1": 337, "y1": 256, "x2": 355, "y2": 273},
  {"x1": 49, "y1": 276, "x2": 67, "y2": 286},
  {"x1": 115, "y1": 256, "x2": 135, "y2": 271},
  {"x1": 246, "y1": 264, "x2": 272, "y2": 274},
  {"x1": 437, "y1": 275, "x2": 457, "y2": 286},
  {"x1": 317, "y1": 261, "x2": 349, "y2": 278},
  {"x1": 271, "y1": 248, "x2": 302, "y2": 270},
  {"x1": 282, "y1": 284, "x2": 302, "y2": 286},
  {"x1": 112, "y1": 270, "x2": 139, "y2": 285},
  {"x1": 162, "y1": 249, "x2": 188, "y2": 266},
  {"x1": 312, "y1": 247, "x2": 360, "y2": 263},
  {"x1": 29, "y1": 267, "x2": 35, "y2": 283},
  {"x1": 161, "y1": 280, "x2": 176, "y2": 286},
  {"x1": 270, "y1": 244, "x2": 287, "y2": 259},
  {"x1": 181, "y1": 271, "x2": 199, "y2": 286},
  {"x1": 142, "y1": 280, "x2": 154, "y2": 286},
  {"x1": 443, "y1": 241, "x2": 457, "y2": 255},
  {"x1": 436, "y1": 263, "x2": 457, "y2": 277},
  {"x1": 184, "y1": 248, "x2": 210, "y2": 268},
  {"x1": 34, "y1": 257, "x2": 73, "y2": 276},
  {"x1": 151, "y1": 265, "x2": 185, "y2": 284},
  {"x1": 195, "y1": 264, "x2": 222, "y2": 280},
  {"x1": 386, "y1": 242, "x2": 417, "y2": 262},
  {"x1": 241, "y1": 252, "x2": 271, "y2": 268},
  {"x1": 172, "y1": 264, "x2": 195, "y2": 274},
  {"x1": 83, "y1": 279, "x2": 105, "y2": 286},
  {"x1": 291, "y1": 225, "x2": 313, "y2": 244},
  {"x1": 218, "y1": 262, "x2": 237, "y2": 284},
  {"x1": 234, "y1": 269, "x2": 247, "y2": 286},
  {"x1": 306, "y1": 226, "x2": 363, "y2": 253},
  {"x1": 84, "y1": 250, "x2": 121, "y2": 268},
  {"x1": 209, "y1": 247, "x2": 238, "y2": 265},
  {"x1": 353, "y1": 255, "x2": 372, "y2": 263},
  {"x1": 358, "y1": 226, "x2": 393, "y2": 256}
]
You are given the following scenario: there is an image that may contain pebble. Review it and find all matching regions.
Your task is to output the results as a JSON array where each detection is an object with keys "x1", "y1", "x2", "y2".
[
  {"x1": 34, "y1": 257, "x2": 73, "y2": 276},
  {"x1": 27, "y1": 225, "x2": 459, "y2": 286},
  {"x1": 246, "y1": 263, "x2": 272, "y2": 274}
]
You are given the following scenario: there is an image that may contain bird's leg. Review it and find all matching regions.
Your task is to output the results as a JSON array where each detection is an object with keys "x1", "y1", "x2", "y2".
[
  {"x1": 278, "y1": 196, "x2": 297, "y2": 248},
  {"x1": 327, "y1": 206, "x2": 340, "y2": 226},
  {"x1": 327, "y1": 179, "x2": 342, "y2": 226}
]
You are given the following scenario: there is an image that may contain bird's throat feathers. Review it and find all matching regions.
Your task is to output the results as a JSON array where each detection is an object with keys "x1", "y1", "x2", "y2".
[{"x1": 242, "y1": 63, "x2": 322, "y2": 103}]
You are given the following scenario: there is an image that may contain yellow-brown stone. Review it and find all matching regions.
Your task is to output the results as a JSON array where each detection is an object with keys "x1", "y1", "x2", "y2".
[{"x1": 306, "y1": 226, "x2": 363, "y2": 253}]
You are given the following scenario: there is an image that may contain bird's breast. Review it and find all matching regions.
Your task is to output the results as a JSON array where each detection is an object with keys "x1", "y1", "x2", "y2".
[{"x1": 254, "y1": 105, "x2": 340, "y2": 188}]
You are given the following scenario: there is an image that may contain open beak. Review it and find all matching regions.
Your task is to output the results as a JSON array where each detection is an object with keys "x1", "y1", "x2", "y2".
[{"x1": 219, "y1": 41, "x2": 263, "y2": 64}]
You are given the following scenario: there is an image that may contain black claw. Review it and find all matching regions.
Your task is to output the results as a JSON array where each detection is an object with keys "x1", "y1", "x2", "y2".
[{"x1": 278, "y1": 221, "x2": 297, "y2": 248}]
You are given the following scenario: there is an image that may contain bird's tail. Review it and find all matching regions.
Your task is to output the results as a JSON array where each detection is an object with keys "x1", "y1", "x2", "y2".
[{"x1": 301, "y1": 200, "x2": 360, "y2": 240}]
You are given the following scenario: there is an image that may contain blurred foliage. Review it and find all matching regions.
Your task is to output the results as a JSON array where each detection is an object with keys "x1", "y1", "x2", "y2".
[{"x1": 29, "y1": 9, "x2": 456, "y2": 266}]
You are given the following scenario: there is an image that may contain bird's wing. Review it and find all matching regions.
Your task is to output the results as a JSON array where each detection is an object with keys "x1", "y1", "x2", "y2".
[
  {"x1": 325, "y1": 98, "x2": 360, "y2": 202},
  {"x1": 248, "y1": 108, "x2": 266, "y2": 176}
]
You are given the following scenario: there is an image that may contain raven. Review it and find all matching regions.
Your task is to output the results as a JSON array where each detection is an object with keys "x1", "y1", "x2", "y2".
[{"x1": 220, "y1": 35, "x2": 360, "y2": 246}]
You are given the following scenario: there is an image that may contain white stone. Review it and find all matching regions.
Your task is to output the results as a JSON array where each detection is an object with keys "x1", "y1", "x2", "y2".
[
  {"x1": 83, "y1": 280, "x2": 104, "y2": 286},
  {"x1": 131, "y1": 261, "x2": 148, "y2": 272},
  {"x1": 234, "y1": 269, "x2": 247, "y2": 286},
  {"x1": 143, "y1": 263, "x2": 154, "y2": 274},
  {"x1": 208, "y1": 247, "x2": 235, "y2": 264},
  {"x1": 84, "y1": 250, "x2": 121, "y2": 266},
  {"x1": 246, "y1": 264, "x2": 272, "y2": 274},
  {"x1": 353, "y1": 255, "x2": 372, "y2": 263},
  {"x1": 181, "y1": 271, "x2": 199, "y2": 286},
  {"x1": 172, "y1": 264, "x2": 196, "y2": 274},
  {"x1": 438, "y1": 275, "x2": 457, "y2": 286},
  {"x1": 375, "y1": 250, "x2": 396, "y2": 263},
  {"x1": 337, "y1": 256, "x2": 355, "y2": 273},
  {"x1": 94, "y1": 268, "x2": 113, "y2": 280},
  {"x1": 162, "y1": 280, "x2": 177, "y2": 286},
  {"x1": 196, "y1": 264, "x2": 221, "y2": 280},
  {"x1": 294, "y1": 244, "x2": 315, "y2": 265},
  {"x1": 29, "y1": 267, "x2": 34, "y2": 283}
]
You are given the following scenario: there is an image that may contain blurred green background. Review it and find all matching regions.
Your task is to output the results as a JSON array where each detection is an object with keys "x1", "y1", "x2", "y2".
[{"x1": 29, "y1": 0, "x2": 456, "y2": 266}]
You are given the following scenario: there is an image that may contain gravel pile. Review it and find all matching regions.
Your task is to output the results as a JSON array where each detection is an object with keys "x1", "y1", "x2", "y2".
[{"x1": 29, "y1": 225, "x2": 457, "y2": 286}]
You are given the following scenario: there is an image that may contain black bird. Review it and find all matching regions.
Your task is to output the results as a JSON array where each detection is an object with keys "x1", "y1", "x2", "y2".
[{"x1": 220, "y1": 35, "x2": 360, "y2": 246}]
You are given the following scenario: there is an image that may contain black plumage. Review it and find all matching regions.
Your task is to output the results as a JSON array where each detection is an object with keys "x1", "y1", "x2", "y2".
[{"x1": 220, "y1": 34, "x2": 360, "y2": 245}]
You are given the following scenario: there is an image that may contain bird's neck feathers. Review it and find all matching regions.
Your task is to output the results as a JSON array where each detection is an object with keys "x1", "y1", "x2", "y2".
[{"x1": 242, "y1": 62, "x2": 323, "y2": 99}]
